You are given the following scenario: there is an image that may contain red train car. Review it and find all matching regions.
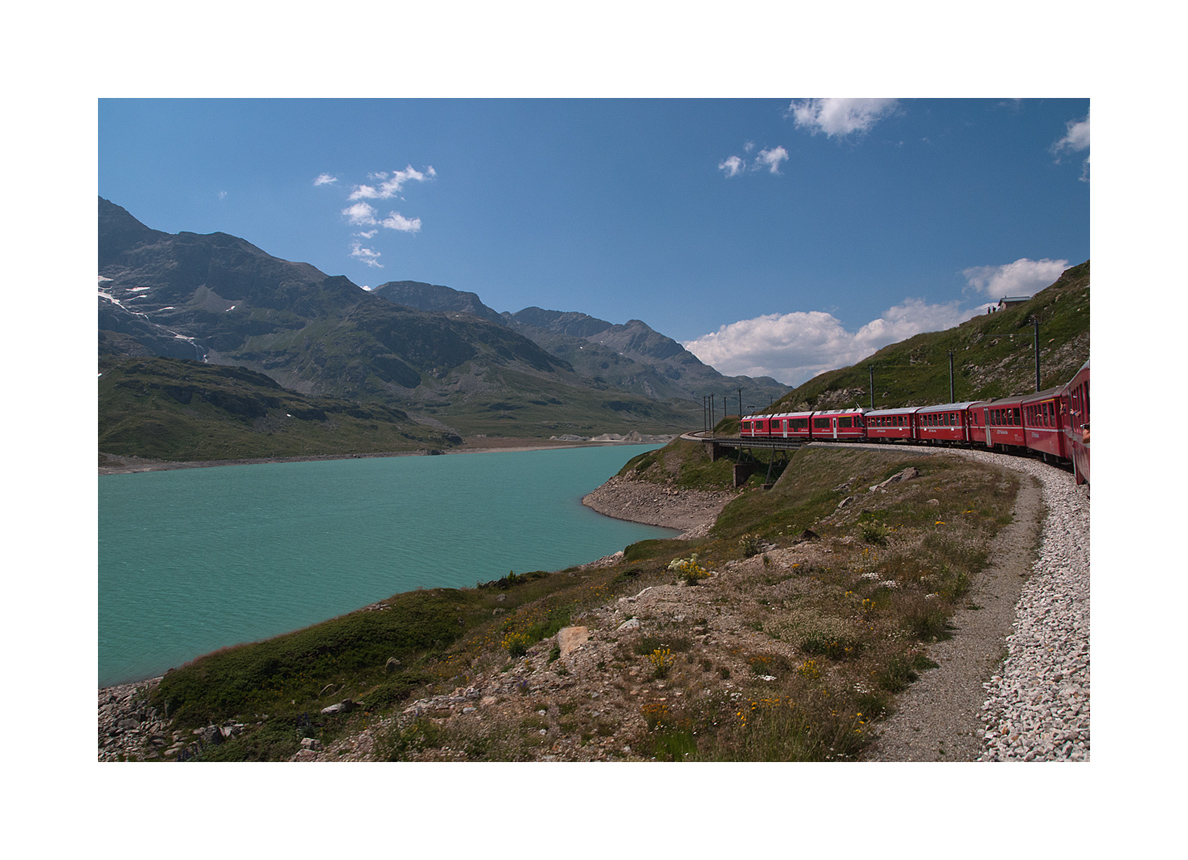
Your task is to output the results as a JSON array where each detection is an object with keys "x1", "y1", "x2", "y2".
[
  {"x1": 983, "y1": 395, "x2": 1026, "y2": 450},
  {"x1": 1021, "y1": 387, "x2": 1068, "y2": 463},
  {"x1": 739, "y1": 415, "x2": 771, "y2": 438},
  {"x1": 966, "y1": 400, "x2": 990, "y2": 445},
  {"x1": 810, "y1": 408, "x2": 866, "y2": 441},
  {"x1": 865, "y1": 406, "x2": 918, "y2": 441},
  {"x1": 771, "y1": 412, "x2": 813, "y2": 440},
  {"x1": 916, "y1": 402, "x2": 978, "y2": 444},
  {"x1": 1061, "y1": 360, "x2": 1090, "y2": 484},
  {"x1": 763, "y1": 411, "x2": 813, "y2": 440}
]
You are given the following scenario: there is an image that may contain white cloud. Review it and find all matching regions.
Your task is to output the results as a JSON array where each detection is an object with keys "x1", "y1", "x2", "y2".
[
  {"x1": 718, "y1": 155, "x2": 745, "y2": 178},
  {"x1": 348, "y1": 165, "x2": 436, "y2": 200},
  {"x1": 217, "y1": 190, "x2": 228, "y2": 200},
  {"x1": 787, "y1": 98, "x2": 898, "y2": 137},
  {"x1": 327, "y1": 165, "x2": 436, "y2": 266},
  {"x1": 350, "y1": 240, "x2": 383, "y2": 268},
  {"x1": 719, "y1": 146, "x2": 788, "y2": 177},
  {"x1": 348, "y1": 184, "x2": 379, "y2": 201},
  {"x1": 756, "y1": 146, "x2": 789, "y2": 174},
  {"x1": 380, "y1": 211, "x2": 422, "y2": 233},
  {"x1": 962, "y1": 258, "x2": 1069, "y2": 299},
  {"x1": 342, "y1": 201, "x2": 378, "y2": 226},
  {"x1": 1052, "y1": 113, "x2": 1090, "y2": 181},
  {"x1": 1053, "y1": 114, "x2": 1090, "y2": 154},
  {"x1": 684, "y1": 298, "x2": 985, "y2": 386}
]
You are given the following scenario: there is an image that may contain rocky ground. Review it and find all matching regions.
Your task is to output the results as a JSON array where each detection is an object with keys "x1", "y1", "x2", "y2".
[
  {"x1": 580, "y1": 474, "x2": 738, "y2": 539},
  {"x1": 99, "y1": 444, "x2": 1089, "y2": 763}
]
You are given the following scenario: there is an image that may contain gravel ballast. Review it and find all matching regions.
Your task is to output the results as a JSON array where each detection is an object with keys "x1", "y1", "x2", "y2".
[
  {"x1": 852, "y1": 444, "x2": 1090, "y2": 762},
  {"x1": 974, "y1": 451, "x2": 1090, "y2": 761}
]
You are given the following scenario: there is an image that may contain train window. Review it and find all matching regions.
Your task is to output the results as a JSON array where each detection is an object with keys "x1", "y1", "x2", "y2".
[
  {"x1": 814, "y1": 418, "x2": 830, "y2": 429},
  {"x1": 840, "y1": 417, "x2": 852, "y2": 429}
]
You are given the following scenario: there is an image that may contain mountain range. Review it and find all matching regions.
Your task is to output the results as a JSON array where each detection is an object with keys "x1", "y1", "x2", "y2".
[{"x1": 98, "y1": 197, "x2": 787, "y2": 456}]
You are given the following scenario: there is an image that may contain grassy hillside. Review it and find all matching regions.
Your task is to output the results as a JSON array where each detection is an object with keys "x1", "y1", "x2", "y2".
[
  {"x1": 415, "y1": 365, "x2": 702, "y2": 438},
  {"x1": 98, "y1": 356, "x2": 457, "y2": 461},
  {"x1": 98, "y1": 354, "x2": 703, "y2": 462},
  {"x1": 769, "y1": 261, "x2": 1089, "y2": 413}
]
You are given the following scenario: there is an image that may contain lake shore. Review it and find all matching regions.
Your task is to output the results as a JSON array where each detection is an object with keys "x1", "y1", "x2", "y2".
[{"x1": 98, "y1": 435, "x2": 676, "y2": 476}]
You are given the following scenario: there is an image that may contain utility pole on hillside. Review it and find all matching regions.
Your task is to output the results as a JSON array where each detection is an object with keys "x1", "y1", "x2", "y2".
[
  {"x1": 948, "y1": 350, "x2": 955, "y2": 403},
  {"x1": 869, "y1": 365, "x2": 875, "y2": 410},
  {"x1": 1030, "y1": 315, "x2": 1041, "y2": 392}
]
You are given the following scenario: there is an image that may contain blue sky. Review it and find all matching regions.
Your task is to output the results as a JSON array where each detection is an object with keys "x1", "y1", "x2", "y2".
[{"x1": 99, "y1": 97, "x2": 1088, "y2": 386}]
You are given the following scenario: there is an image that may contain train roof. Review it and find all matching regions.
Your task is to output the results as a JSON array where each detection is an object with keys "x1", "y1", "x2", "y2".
[
  {"x1": 982, "y1": 393, "x2": 1027, "y2": 406},
  {"x1": 916, "y1": 401, "x2": 982, "y2": 413},
  {"x1": 1020, "y1": 386, "x2": 1067, "y2": 403},
  {"x1": 743, "y1": 407, "x2": 865, "y2": 421},
  {"x1": 865, "y1": 406, "x2": 921, "y2": 416}
]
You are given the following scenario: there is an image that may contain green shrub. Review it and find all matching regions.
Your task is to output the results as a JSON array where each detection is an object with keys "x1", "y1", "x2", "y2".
[
  {"x1": 860, "y1": 520, "x2": 891, "y2": 545},
  {"x1": 739, "y1": 533, "x2": 762, "y2": 557}
]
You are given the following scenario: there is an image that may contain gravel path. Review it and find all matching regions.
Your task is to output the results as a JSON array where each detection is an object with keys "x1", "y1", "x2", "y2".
[{"x1": 859, "y1": 446, "x2": 1090, "y2": 762}]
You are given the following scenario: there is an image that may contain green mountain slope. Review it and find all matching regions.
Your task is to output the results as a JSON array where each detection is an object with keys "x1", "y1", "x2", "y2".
[{"x1": 98, "y1": 357, "x2": 458, "y2": 461}]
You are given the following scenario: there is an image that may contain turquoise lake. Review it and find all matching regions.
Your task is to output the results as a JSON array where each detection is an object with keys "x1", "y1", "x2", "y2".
[{"x1": 98, "y1": 444, "x2": 675, "y2": 687}]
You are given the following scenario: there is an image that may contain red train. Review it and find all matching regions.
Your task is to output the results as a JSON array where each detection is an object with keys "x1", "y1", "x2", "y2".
[{"x1": 740, "y1": 359, "x2": 1090, "y2": 484}]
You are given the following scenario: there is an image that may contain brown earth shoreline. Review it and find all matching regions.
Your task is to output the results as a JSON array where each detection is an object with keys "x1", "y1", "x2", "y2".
[
  {"x1": 98, "y1": 437, "x2": 664, "y2": 476},
  {"x1": 580, "y1": 474, "x2": 738, "y2": 539}
]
